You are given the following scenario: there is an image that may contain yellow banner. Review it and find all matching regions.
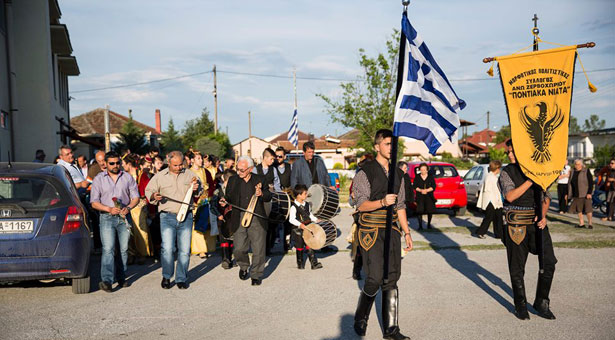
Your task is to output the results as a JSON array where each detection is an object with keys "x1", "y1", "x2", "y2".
[{"x1": 497, "y1": 46, "x2": 577, "y2": 191}]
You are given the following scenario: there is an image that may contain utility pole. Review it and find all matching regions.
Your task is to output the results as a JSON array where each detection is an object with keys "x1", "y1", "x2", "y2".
[
  {"x1": 213, "y1": 64, "x2": 218, "y2": 135},
  {"x1": 486, "y1": 111, "x2": 490, "y2": 130},
  {"x1": 248, "y1": 111, "x2": 252, "y2": 157},
  {"x1": 104, "y1": 104, "x2": 110, "y2": 152}
]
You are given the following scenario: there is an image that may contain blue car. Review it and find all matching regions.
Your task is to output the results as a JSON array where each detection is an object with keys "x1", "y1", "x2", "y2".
[{"x1": 0, "y1": 163, "x2": 91, "y2": 294}]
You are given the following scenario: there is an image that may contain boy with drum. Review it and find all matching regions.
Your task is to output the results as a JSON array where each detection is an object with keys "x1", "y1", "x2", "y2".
[{"x1": 288, "y1": 184, "x2": 323, "y2": 270}]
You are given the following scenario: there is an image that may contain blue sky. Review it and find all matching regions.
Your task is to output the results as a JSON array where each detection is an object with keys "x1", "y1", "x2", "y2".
[{"x1": 63, "y1": 0, "x2": 615, "y2": 144}]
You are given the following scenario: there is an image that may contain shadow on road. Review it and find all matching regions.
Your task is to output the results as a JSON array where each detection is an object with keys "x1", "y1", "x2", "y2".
[
  {"x1": 263, "y1": 253, "x2": 284, "y2": 279},
  {"x1": 321, "y1": 313, "x2": 358, "y2": 340},
  {"x1": 187, "y1": 255, "x2": 220, "y2": 284},
  {"x1": 413, "y1": 218, "x2": 514, "y2": 313}
]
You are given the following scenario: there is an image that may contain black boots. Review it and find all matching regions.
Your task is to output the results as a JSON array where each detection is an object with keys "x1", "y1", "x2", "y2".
[
  {"x1": 353, "y1": 291, "x2": 376, "y2": 336},
  {"x1": 221, "y1": 245, "x2": 233, "y2": 270},
  {"x1": 296, "y1": 249, "x2": 305, "y2": 269},
  {"x1": 382, "y1": 289, "x2": 410, "y2": 340},
  {"x1": 307, "y1": 249, "x2": 323, "y2": 269},
  {"x1": 512, "y1": 280, "x2": 530, "y2": 320},
  {"x1": 533, "y1": 273, "x2": 556, "y2": 320}
]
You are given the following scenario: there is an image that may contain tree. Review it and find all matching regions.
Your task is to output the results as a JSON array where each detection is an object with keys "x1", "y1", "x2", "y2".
[
  {"x1": 582, "y1": 114, "x2": 606, "y2": 132},
  {"x1": 207, "y1": 132, "x2": 234, "y2": 158},
  {"x1": 183, "y1": 107, "x2": 215, "y2": 149},
  {"x1": 317, "y1": 30, "x2": 399, "y2": 154},
  {"x1": 569, "y1": 115, "x2": 582, "y2": 134},
  {"x1": 114, "y1": 112, "x2": 148, "y2": 154},
  {"x1": 488, "y1": 147, "x2": 509, "y2": 163},
  {"x1": 161, "y1": 118, "x2": 184, "y2": 153},
  {"x1": 195, "y1": 136, "x2": 224, "y2": 157},
  {"x1": 494, "y1": 125, "x2": 510, "y2": 144},
  {"x1": 594, "y1": 144, "x2": 615, "y2": 167}
]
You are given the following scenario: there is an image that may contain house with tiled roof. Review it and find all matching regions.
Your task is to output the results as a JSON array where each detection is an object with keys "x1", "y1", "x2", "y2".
[
  {"x1": 69, "y1": 108, "x2": 162, "y2": 158},
  {"x1": 233, "y1": 129, "x2": 360, "y2": 168}
]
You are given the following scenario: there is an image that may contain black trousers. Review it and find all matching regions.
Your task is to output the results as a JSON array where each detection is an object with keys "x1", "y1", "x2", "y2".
[
  {"x1": 359, "y1": 228, "x2": 401, "y2": 296},
  {"x1": 234, "y1": 221, "x2": 267, "y2": 279},
  {"x1": 476, "y1": 203, "x2": 503, "y2": 238},
  {"x1": 557, "y1": 184, "x2": 568, "y2": 213},
  {"x1": 503, "y1": 223, "x2": 557, "y2": 290},
  {"x1": 291, "y1": 227, "x2": 306, "y2": 249},
  {"x1": 266, "y1": 221, "x2": 278, "y2": 253}
]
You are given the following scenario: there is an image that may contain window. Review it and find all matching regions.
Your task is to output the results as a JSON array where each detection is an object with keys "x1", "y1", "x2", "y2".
[
  {"x1": 0, "y1": 176, "x2": 67, "y2": 209},
  {"x1": 474, "y1": 167, "x2": 484, "y2": 181},
  {"x1": 0, "y1": 0, "x2": 6, "y2": 35},
  {"x1": 464, "y1": 167, "x2": 477, "y2": 180}
]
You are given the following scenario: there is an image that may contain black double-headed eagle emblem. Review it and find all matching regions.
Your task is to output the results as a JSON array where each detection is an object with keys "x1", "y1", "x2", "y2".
[{"x1": 519, "y1": 101, "x2": 565, "y2": 164}]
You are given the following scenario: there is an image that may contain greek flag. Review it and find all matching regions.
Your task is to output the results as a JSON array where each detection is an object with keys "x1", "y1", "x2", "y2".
[
  {"x1": 393, "y1": 12, "x2": 466, "y2": 155},
  {"x1": 287, "y1": 108, "x2": 298, "y2": 147}
]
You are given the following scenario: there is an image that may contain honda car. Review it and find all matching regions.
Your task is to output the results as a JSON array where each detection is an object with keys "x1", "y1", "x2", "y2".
[{"x1": 0, "y1": 163, "x2": 91, "y2": 294}]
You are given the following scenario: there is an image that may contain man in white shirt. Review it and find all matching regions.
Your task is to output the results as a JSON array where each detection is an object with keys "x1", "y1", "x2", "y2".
[
  {"x1": 77, "y1": 155, "x2": 89, "y2": 179},
  {"x1": 57, "y1": 145, "x2": 89, "y2": 189},
  {"x1": 557, "y1": 163, "x2": 571, "y2": 214}
]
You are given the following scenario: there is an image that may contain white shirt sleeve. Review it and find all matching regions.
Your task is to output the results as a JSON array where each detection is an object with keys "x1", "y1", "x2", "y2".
[{"x1": 288, "y1": 205, "x2": 301, "y2": 227}]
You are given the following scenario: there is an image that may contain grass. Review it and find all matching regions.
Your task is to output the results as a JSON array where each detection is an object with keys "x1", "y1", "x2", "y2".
[{"x1": 410, "y1": 240, "x2": 615, "y2": 251}]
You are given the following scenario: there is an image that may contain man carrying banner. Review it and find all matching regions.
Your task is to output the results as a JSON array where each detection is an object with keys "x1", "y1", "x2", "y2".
[
  {"x1": 499, "y1": 139, "x2": 557, "y2": 320},
  {"x1": 485, "y1": 28, "x2": 596, "y2": 319},
  {"x1": 352, "y1": 129, "x2": 412, "y2": 340}
]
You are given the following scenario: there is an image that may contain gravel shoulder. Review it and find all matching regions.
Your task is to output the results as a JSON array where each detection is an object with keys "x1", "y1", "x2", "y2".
[{"x1": 1, "y1": 208, "x2": 614, "y2": 340}]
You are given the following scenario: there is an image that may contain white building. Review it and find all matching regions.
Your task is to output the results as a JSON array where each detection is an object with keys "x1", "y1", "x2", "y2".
[
  {"x1": 0, "y1": 0, "x2": 79, "y2": 162},
  {"x1": 568, "y1": 128, "x2": 615, "y2": 161}
]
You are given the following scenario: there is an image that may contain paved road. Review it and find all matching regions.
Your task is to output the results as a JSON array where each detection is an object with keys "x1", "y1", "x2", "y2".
[{"x1": 1, "y1": 208, "x2": 614, "y2": 340}]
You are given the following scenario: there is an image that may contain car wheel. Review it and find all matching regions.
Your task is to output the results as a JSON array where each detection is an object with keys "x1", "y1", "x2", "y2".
[
  {"x1": 454, "y1": 207, "x2": 467, "y2": 216},
  {"x1": 72, "y1": 275, "x2": 91, "y2": 294}
]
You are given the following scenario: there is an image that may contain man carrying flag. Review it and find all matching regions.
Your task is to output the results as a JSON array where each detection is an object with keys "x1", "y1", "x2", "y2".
[{"x1": 352, "y1": 7, "x2": 464, "y2": 339}]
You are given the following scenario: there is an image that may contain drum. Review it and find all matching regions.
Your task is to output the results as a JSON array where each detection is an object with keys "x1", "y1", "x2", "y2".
[
  {"x1": 270, "y1": 191, "x2": 291, "y2": 222},
  {"x1": 303, "y1": 220, "x2": 338, "y2": 250},
  {"x1": 306, "y1": 184, "x2": 339, "y2": 220}
]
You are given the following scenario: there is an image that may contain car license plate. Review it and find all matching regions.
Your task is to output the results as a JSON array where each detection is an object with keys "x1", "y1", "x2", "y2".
[
  {"x1": 436, "y1": 199, "x2": 452, "y2": 205},
  {"x1": 0, "y1": 220, "x2": 34, "y2": 233}
]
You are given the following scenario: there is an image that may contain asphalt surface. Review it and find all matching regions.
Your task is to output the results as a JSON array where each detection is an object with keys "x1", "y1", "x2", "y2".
[{"x1": 1, "y1": 208, "x2": 614, "y2": 340}]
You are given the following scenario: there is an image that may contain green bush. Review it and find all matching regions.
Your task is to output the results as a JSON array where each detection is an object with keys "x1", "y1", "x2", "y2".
[
  {"x1": 348, "y1": 162, "x2": 357, "y2": 170},
  {"x1": 440, "y1": 152, "x2": 474, "y2": 170},
  {"x1": 333, "y1": 162, "x2": 344, "y2": 170}
]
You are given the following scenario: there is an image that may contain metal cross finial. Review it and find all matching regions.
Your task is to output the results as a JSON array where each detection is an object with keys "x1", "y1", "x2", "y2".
[{"x1": 532, "y1": 14, "x2": 539, "y2": 27}]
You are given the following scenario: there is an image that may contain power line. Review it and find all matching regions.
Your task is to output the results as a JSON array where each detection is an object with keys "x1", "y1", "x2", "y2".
[
  {"x1": 70, "y1": 67, "x2": 615, "y2": 94},
  {"x1": 71, "y1": 70, "x2": 213, "y2": 93}
]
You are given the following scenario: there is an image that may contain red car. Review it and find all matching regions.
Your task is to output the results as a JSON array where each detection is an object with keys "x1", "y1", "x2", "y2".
[{"x1": 406, "y1": 162, "x2": 467, "y2": 216}]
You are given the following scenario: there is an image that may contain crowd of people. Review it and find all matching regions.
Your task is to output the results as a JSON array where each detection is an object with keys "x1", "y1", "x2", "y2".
[
  {"x1": 42, "y1": 142, "x2": 335, "y2": 291},
  {"x1": 31, "y1": 135, "x2": 614, "y2": 339}
]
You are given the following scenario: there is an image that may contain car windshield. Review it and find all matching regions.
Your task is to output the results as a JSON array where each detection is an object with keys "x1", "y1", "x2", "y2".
[
  {"x1": 0, "y1": 176, "x2": 66, "y2": 210},
  {"x1": 430, "y1": 165, "x2": 459, "y2": 178}
]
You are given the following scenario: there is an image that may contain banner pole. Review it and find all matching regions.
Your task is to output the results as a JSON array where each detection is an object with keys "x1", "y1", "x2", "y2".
[
  {"x1": 383, "y1": 2, "x2": 409, "y2": 284},
  {"x1": 482, "y1": 42, "x2": 595, "y2": 63},
  {"x1": 531, "y1": 14, "x2": 546, "y2": 273}
]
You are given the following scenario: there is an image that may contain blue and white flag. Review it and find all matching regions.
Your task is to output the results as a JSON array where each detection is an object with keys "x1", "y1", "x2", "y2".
[
  {"x1": 287, "y1": 108, "x2": 299, "y2": 148},
  {"x1": 393, "y1": 12, "x2": 466, "y2": 155}
]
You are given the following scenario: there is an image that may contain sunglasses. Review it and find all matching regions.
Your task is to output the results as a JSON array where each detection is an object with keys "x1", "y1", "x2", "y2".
[
  {"x1": 275, "y1": 155, "x2": 284, "y2": 159},
  {"x1": 107, "y1": 162, "x2": 120, "y2": 165},
  {"x1": 236, "y1": 167, "x2": 249, "y2": 172}
]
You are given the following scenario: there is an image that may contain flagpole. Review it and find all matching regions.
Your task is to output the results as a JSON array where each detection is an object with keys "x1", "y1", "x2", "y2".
[
  {"x1": 383, "y1": 0, "x2": 409, "y2": 284},
  {"x1": 294, "y1": 67, "x2": 298, "y2": 150}
]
